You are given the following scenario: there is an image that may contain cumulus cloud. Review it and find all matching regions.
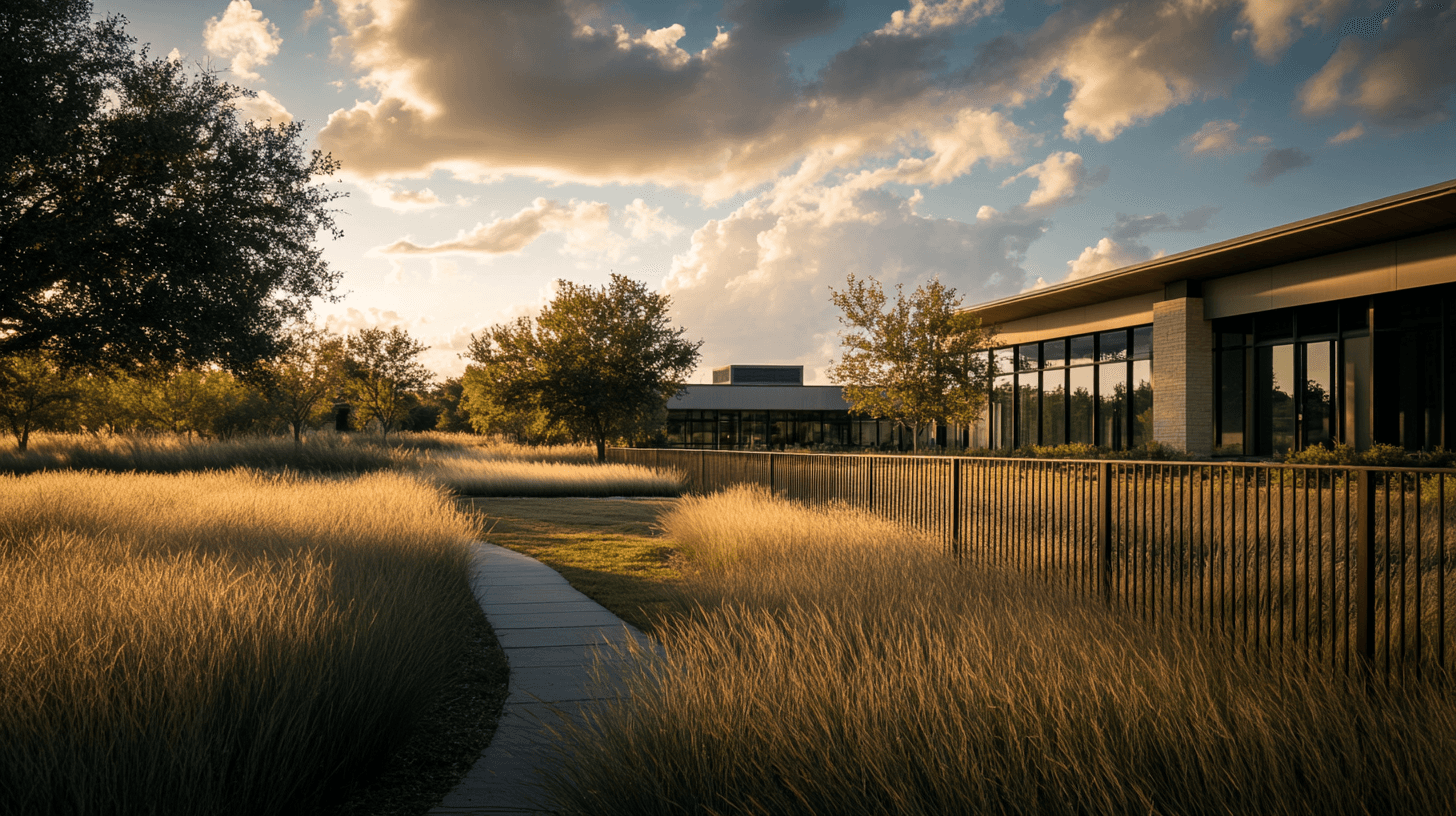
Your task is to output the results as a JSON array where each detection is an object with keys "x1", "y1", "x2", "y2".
[
  {"x1": 1248, "y1": 147, "x2": 1313, "y2": 183},
  {"x1": 1066, "y1": 237, "x2": 1158, "y2": 280},
  {"x1": 965, "y1": 0, "x2": 1248, "y2": 142},
  {"x1": 1001, "y1": 151, "x2": 1093, "y2": 209},
  {"x1": 1183, "y1": 120, "x2": 1239, "y2": 155},
  {"x1": 234, "y1": 89, "x2": 292, "y2": 124},
  {"x1": 203, "y1": 0, "x2": 282, "y2": 82},
  {"x1": 665, "y1": 183, "x2": 1048, "y2": 378},
  {"x1": 1108, "y1": 206, "x2": 1220, "y2": 241},
  {"x1": 1235, "y1": 0, "x2": 1353, "y2": 61},
  {"x1": 1327, "y1": 122, "x2": 1366, "y2": 144},
  {"x1": 356, "y1": 180, "x2": 447, "y2": 212},
  {"x1": 1062, "y1": 205, "x2": 1218, "y2": 282},
  {"x1": 878, "y1": 0, "x2": 1002, "y2": 36},
  {"x1": 317, "y1": 0, "x2": 1026, "y2": 199},
  {"x1": 624, "y1": 199, "x2": 683, "y2": 242},
  {"x1": 1297, "y1": 3, "x2": 1456, "y2": 127},
  {"x1": 377, "y1": 198, "x2": 621, "y2": 259}
]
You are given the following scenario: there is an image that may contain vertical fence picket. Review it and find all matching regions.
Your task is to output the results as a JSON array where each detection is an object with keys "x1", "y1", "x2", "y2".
[{"x1": 611, "y1": 447, "x2": 1449, "y2": 681}]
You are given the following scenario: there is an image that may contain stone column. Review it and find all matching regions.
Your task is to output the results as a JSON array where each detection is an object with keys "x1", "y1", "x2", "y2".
[{"x1": 1152, "y1": 296, "x2": 1214, "y2": 456}]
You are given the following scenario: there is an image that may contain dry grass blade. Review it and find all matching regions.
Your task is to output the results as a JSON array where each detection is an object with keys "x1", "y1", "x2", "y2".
[
  {"x1": 0, "y1": 469, "x2": 484, "y2": 816},
  {"x1": 544, "y1": 485, "x2": 1456, "y2": 816}
]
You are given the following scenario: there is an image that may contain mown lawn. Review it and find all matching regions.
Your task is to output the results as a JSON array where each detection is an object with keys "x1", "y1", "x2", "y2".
[{"x1": 456, "y1": 497, "x2": 682, "y2": 634}]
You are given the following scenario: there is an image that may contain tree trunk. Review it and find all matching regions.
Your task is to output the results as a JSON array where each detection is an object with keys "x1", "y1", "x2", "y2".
[
  {"x1": 292, "y1": 421, "x2": 303, "y2": 449},
  {"x1": 596, "y1": 436, "x2": 606, "y2": 462},
  {"x1": 18, "y1": 426, "x2": 30, "y2": 452}
]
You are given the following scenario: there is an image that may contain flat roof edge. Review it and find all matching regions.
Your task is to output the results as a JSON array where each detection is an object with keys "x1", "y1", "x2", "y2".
[{"x1": 965, "y1": 177, "x2": 1456, "y2": 324}]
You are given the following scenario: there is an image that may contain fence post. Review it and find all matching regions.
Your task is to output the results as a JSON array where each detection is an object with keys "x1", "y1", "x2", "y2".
[
  {"x1": 1099, "y1": 461, "x2": 1113, "y2": 603},
  {"x1": 951, "y1": 457, "x2": 963, "y2": 558},
  {"x1": 1355, "y1": 469, "x2": 1377, "y2": 671},
  {"x1": 769, "y1": 453, "x2": 777, "y2": 495}
]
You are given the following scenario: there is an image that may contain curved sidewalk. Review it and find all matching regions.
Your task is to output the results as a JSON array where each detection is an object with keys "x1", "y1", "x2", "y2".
[{"x1": 429, "y1": 543, "x2": 655, "y2": 816}]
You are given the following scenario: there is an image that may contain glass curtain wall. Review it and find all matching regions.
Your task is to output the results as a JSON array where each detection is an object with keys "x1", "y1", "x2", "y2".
[
  {"x1": 1215, "y1": 299, "x2": 1367, "y2": 455},
  {"x1": 975, "y1": 324, "x2": 1152, "y2": 451}
]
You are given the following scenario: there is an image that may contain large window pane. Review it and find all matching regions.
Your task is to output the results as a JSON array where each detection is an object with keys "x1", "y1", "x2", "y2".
[
  {"x1": 1068, "y1": 367, "x2": 1095, "y2": 445},
  {"x1": 1256, "y1": 344, "x2": 1296, "y2": 455},
  {"x1": 1131, "y1": 326, "x2": 1153, "y2": 359},
  {"x1": 1017, "y1": 344, "x2": 1040, "y2": 371},
  {"x1": 1098, "y1": 330, "x2": 1129, "y2": 362},
  {"x1": 1131, "y1": 359, "x2": 1153, "y2": 448},
  {"x1": 1017, "y1": 372, "x2": 1039, "y2": 447},
  {"x1": 1218, "y1": 349, "x2": 1245, "y2": 454},
  {"x1": 993, "y1": 347, "x2": 1014, "y2": 377},
  {"x1": 1302, "y1": 341, "x2": 1335, "y2": 448},
  {"x1": 1043, "y1": 339, "x2": 1067, "y2": 368},
  {"x1": 1042, "y1": 368, "x2": 1066, "y2": 446},
  {"x1": 1070, "y1": 335, "x2": 1095, "y2": 366},
  {"x1": 992, "y1": 375, "x2": 1014, "y2": 450},
  {"x1": 1098, "y1": 362, "x2": 1127, "y2": 449}
]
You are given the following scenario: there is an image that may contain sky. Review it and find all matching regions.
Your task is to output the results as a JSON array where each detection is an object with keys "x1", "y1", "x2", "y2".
[{"x1": 102, "y1": 0, "x2": 1456, "y2": 383}]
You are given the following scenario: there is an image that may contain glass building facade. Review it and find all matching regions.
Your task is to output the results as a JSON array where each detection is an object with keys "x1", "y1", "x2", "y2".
[
  {"x1": 1214, "y1": 281, "x2": 1456, "y2": 456},
  {"x1": 664, "y1": 410, "x2": 913, "y2": 450},
  {"x1": 972, "y1": 324, "x2": 1153, "y2": 451}
]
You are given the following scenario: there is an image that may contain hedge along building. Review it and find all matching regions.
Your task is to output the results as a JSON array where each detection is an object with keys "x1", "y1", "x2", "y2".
[{"x1": 961, "y1": 178, "x2": 1456, "y2": 458}]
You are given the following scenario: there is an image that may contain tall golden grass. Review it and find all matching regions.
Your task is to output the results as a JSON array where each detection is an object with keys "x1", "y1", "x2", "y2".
[
  {"x1": 0, "y1": 469, "x2": 482, "y2": 816},
  {"x1": 0, "y1": 433, "x2": 683, "y2": 496},
  {"x1": 421, "y1": 453, "x2": 683, "y2": 497},
  {"x1": 544, "y1": 486, "x2": 1456, "y2": 816}
]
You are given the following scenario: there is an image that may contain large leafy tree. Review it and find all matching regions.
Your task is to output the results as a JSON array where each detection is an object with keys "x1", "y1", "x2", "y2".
[
  {"x1": 344, "y1": 327, "x2": 430, "y2": 442},
  {"x1": 827, "y1": 274, "x2": 993, "y2": 451},
  {"x1": 466, "y1": 274, "x2": 701, "y2": 461},
  {"x1": 0, "y1": 0, "x2": 343, "y2": 371},
  {"x1": 0, "y1": 352, "x2": 81, "y2": 451},
  {"x1": 256, "y1": 326, "x2": 346, "y2": 446}
]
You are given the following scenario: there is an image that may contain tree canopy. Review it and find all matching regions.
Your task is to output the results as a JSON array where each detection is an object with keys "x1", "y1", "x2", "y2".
[
  {"x1": 344, "y1": 326, "x2": 431, "y2": 441},
  {"x1": 465, "y1": 274, "x2": 701, "y2": 460},
  {"x1": 0, "y1": 0, "x2": 343, "y2": 371},
  {"x1": 826, "y1": 274, "x2": 993, "y2": 450}
]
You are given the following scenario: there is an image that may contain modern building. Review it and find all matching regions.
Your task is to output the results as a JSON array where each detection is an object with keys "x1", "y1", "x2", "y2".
[
  {"x1": 663, "y1": 364, "x2": 915, "y2": 449},
  {"x1": 961, "y1": 178, "x2": 1456, "y2": 457}
]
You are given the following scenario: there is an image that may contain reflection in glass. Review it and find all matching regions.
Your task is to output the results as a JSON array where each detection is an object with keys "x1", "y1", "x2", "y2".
[
  {"x1": 1069, "y1": 367, "x2": 1095, "y2": 445},
  {"x1": 992, "y1": 375, "x2": 1014, "y2": 450},
  {"x1": 1219, "y1": 349, "x2": 1245, "y2": 454},
  {"x1": 1042, "y1": 368, "x2": 1066, "y2": 446},
  {"x1": 1303, "y1": 341, "x2": 1334, "y2": 448},
  {"x1": 1131, "y1": 359, "x2": 1152, "y2": 448},
  {"x1": 1257, "y1": 344, "x2": 1296, "y2": 455},
  {"x1": 1017, "y1": 344, "x2": 1039, "y2": 371},
  {"x1": 1098, "y1": 362, "x2": 1127, "y2": 449},
  {"x1": 993, "y1": 348, "x2": 1014, "y2": 377},
  {"x1": 1070, "y1": 335, "x2": 1095, "y2": 366},
  {"x1": 1098, "y1": 330, "x2": 1129, "y2": 362},
  {"x1": 1132, "y1": 326, "x2": 1153, "y2": 359},
  {"x1": 1043, "y1": 339, "x2": 1067, "y2": 368},
  {"x1": 1017, "y1": 373, "x2": 1039, "y2": 446}
]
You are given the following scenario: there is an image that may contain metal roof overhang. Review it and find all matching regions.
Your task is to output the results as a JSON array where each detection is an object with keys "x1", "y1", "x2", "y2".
[{"x1": 965, "y1": 178, "x2": 1456, "y2": 326}]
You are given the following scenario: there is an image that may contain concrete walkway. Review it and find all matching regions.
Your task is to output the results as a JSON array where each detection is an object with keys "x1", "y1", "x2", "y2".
[{"x1": 430, "y1": 543, "x2": 656, "y2": 816}]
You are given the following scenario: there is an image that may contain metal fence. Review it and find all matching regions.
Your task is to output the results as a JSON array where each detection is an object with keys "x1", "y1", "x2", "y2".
[{"x1": 610, "y1": 447, "x2": 1454, "y2": 680}]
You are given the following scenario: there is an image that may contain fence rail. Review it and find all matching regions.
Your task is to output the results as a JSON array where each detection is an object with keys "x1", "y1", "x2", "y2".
[{"x1": 611, "y1": 447, "x2": 1454, "y2": 680}]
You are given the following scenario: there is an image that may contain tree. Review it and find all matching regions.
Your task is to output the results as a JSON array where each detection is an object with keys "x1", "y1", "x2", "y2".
[
  {"x1": 344, "y1": 327, "x2": 431, "y2": 441},
  {"x1": 0, "y1": 0, "x2": 343, "y2": 371},
  {"x1": 827, "y1": 274, "x2": 993, "y2": 452},
  {"x1": 0, "y1": 351, "x2": 81, "y2": 450},
  {"x1": 465, "y1": 274, "x2": 701, "y2": 461},
  {"x1": 459, "y1": 367, "x2": 575, "y2": 444},
  {"x1": 256, "y1": 326, "x2": 345, "y2": 446}
]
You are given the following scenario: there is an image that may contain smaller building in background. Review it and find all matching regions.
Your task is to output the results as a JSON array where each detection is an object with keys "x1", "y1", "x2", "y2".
[{"x1": 664, "y1": 365, "x2": 914, "y2": 449}]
